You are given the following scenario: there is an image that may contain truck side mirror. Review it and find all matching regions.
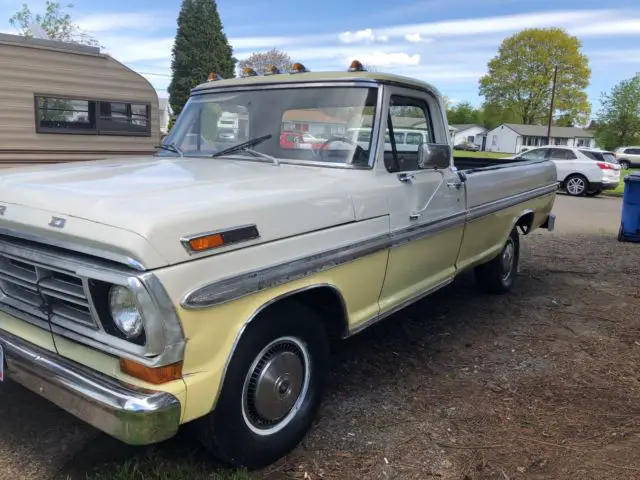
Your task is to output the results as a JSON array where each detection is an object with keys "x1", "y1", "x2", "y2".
[{"x1": 418, "y1": 143, "x2": 451, "y2": 169}]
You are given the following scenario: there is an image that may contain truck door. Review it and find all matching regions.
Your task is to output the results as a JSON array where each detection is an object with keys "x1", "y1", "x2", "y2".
[{"x1": 376, "y1": 86, "x2": 466, "y2": 315}]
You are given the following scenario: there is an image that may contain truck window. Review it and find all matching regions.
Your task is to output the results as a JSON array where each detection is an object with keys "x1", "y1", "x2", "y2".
[
  {"x1": 519, "y1": 148, "x2": 548, "y2": 161},
  {"x1": 385, "y1": 96, "x2": 433, "y2": 172}
]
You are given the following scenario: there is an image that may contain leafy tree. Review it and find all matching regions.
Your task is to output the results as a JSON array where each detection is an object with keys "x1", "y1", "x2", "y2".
[
  {"x1": 168, "y1": 0, "x2": 236, "y2": 116},
  {"x1": 9, "y1": 1, "x2": 99, "y2": 46},
  {"x1": 237, "y1": 49, "x2": 292, "y2": 76},
  {"x1": 447, "y1": 101, "x2": 481, "y2": 125},
  {"x1": 479, "y1": 28, "x2": 591, "y2": 125},
  {"x1": 594, "y1": 74, "x2": 640, "y2": 150}
]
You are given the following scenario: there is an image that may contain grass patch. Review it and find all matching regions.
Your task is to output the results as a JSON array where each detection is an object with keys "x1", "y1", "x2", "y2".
[
  {"x1": 602, "y1": 169, "x2": 633, "y2": 198},
  {"x1": 453, "y1": 150, "x2": 511, "y2": 159},
  {"x1": 81, "y1": 449, "x2": 251, "y2": 480}
]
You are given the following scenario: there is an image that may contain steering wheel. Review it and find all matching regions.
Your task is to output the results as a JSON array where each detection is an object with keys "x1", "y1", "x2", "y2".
[{"x1": 319, "y1": 135, "x2": 366, "y2": 164}]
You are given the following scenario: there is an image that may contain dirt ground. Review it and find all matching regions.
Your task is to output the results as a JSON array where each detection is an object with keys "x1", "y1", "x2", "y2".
[{"x1": 3, "y1": 194, "x2": 640, "y2": 480}]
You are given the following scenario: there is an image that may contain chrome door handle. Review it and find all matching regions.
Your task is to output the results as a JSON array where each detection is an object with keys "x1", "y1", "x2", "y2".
[
  {"x1": 409, "y1": 212, "x2": 421, "y2": 220},
  {"x1": 398, "y1": 173, "x2": 415, "y2": 183},
  {"x1": 447, "y1": 181, "x2": 463, "y2": 189}
]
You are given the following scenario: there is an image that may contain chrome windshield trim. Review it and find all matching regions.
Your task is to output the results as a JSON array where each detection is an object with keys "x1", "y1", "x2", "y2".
[
  {"x1": 181, "y1": 183, "x2": 558, "y2": 310},
  {"x1": 0, "y1": 328, "x2": 182, "y2": 445},
  {"x1": 0, "y1": 227, "x2": 147, "y2": 271}
]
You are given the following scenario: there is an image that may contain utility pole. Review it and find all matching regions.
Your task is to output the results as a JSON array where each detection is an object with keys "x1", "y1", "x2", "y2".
[{"x1": 546, "y1": 64, "x2": 558, "y2": 145}]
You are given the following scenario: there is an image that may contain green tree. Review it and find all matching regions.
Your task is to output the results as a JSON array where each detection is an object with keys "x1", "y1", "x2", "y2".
[
  {"x1": 9, "y1": 1, "x2": 99, "y2": 46},
  {"x1": 237, "y1": 49, "x2": 292, "y2": 76},
  {"x1": 447, "y1": 101, "x2": 481, "y2": 125},
  {"x1": 168, "y1": 0, "x2": 236, "y2": 116},
  {"x1": 479, "y1": 28, "x2": 591, "y2": 125},
  {"x1": 595, "y1": 74, "x2": 640, "y2": 150}
]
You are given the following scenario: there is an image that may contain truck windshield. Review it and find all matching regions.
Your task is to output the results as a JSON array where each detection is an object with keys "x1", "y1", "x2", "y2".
[{"x1": 160, "y1": 86, "x2": 378, "y2": 166}]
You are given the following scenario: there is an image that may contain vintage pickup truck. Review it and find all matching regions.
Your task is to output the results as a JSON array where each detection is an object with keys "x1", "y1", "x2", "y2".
[{"x1": 0, "y1": 62, "x2": 557, "y2": 468}]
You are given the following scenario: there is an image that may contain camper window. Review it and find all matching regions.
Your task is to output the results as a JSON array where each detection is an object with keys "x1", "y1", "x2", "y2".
[
  {"x1": 34, "y1": 96, "x2": 151, "y2": 136},
  {"x1": 36, "y1": 97, "x2": 96, "y2": 132}
]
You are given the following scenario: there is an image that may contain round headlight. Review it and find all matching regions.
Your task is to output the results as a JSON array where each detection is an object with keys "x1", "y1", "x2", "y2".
[{"x1": 108, "y1": 286, "x2": 144, "y2": 339}]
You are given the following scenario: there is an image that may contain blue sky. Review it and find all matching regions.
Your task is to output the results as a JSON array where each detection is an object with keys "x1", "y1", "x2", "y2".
[{"x1": 2, "y1": 0, "x2": 639, "y2": 116}]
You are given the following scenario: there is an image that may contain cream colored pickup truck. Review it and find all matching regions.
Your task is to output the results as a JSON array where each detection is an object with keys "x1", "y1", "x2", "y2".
[{"x1": 0, "y1": 64, "x2": 557, "y2": 468}]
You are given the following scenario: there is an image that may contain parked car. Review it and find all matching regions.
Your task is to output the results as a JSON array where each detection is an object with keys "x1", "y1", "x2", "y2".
[
  {"x1": 0, "y1": 65, "x2": 558, "y2": 469},
  {"x1": 614, "y1": 146, "x2": 640, "y2": 169},
  {"x1": 509, "y1": 146, "x2": 621, "y2": 197},
  {"x1": 454, "y1": 142, "x2": 480, "y2": 151}
]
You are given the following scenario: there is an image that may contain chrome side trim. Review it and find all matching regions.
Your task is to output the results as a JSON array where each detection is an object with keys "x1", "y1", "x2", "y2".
[
  {"x1": 0, "y1": 237, "x2": 185, "y2": 367},
  {"x1": 0, "y1": 328, "x2": 182, "y2": 445},
  {"x1": 182, "y1": 183, "x2": 556, "y2": 310},
  {"x1": 182, "y1": 212, "x2": 464, "y2": 309},
  {"x1": 347, "y1": 277, "x2": 454, "y2": 336},
  {"x1": 0, "y1": 227, "x2": 147, "y2": 271},
  {"x1": 180, "y1": 224, "x2": 260, "y2": 255},
  {"x1": 209, "y1": 283, "x2": 348, "y2": 410},
  {"x1": 467, "y1": 183, "x2": 558, "y2": 221}
]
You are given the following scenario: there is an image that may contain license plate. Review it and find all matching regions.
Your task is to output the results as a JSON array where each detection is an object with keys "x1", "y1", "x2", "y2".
[{"x1": 0, "y1": 343, "x2": 4, "y2": 382}]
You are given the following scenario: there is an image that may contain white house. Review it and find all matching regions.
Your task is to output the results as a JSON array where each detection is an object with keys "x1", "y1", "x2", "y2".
[
  {"x1": 158, "y1": 97, "x2": 173, "y2": 134},
  {"x1": 485, "y1": 123, "x2": 595, "y2": 154},
  {"x1": 450, "y1": 124, "x2": 488, "y2": 150}
]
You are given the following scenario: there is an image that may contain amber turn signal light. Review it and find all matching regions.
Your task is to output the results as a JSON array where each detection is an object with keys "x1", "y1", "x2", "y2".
[
  {"x1": 120, "y1": 358, "x2": 183, "y2": 385},
  {"x1": 187, "y1": 233, "x2": 225, "y2": 252}
]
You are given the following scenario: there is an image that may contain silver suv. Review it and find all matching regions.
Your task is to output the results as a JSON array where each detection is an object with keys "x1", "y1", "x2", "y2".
[{"x1": 614, "y1": 147, "x2": 640, "y2": 169}]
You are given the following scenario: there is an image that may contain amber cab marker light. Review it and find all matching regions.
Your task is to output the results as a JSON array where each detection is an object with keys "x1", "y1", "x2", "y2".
[
  {"x1": 264, "y1": 64, "x2": 281, "y2": 76},
  {"x1": 290, "y1": 62, "x2": 309, "y2": 74},
  {"x1": 207, "y1": 72, "x2": 223, "y2": 82},
  {"x1": 242, "y1": 66, "x2": 257, "y2": 77},
  {"x1": 120, "y1": 358, "x2": 183, "y2": 385},
  {"x1": 348, "y1": 60, "x2": 366, "y2": 72},
  {"x1": 187, "y1": 233, "x2": 225, "y2": 252}
]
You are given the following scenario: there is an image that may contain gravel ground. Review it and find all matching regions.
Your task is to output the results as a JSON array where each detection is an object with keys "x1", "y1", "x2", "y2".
[{"x1": 3, "y1": 195, "x2": 640, "y2": 480}]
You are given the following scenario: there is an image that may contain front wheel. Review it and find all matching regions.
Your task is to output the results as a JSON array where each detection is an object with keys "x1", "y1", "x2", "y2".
[
  {"x1": 194, "y1": 301, "x2": 329, "y2": 469},
  {"x1": 564, "y1": 174, "x2": 588, "y2": 196},
  {"x1": 474, "y1": 228, "x2": 520, "y2": 294}
]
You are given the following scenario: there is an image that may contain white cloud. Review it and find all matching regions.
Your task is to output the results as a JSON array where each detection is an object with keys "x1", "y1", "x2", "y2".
[
  {"x1": 570, "y1": 19, "x2": 640, "y2": 36},
  {"x1": 101, "y1": 36, "x2": 174, "y2": 63},
  {"x1": 352, "y1": 52, "x2": 421, "y2": 67},
  {"x1": 77, "y1": 12, "x2": 171, "y2": 33},
  {"x1": 230, "y1": 34, "x2": 331, "y2": 49},
  {"x1": 404, "y1": 33, "x2": 426, "y2": 43},
  {"x1": 235, "y1": 43, "x2": 408, "y2": 61},
  {"x1": 377, "y1": 9, "x2": 624, "y2": 38},
  {"x1": 338, "y1": 28, "x2": 388, "y2": 44}
]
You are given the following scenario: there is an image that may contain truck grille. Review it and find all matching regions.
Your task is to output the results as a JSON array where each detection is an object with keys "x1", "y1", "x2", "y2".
[{"x1": 0, "y1": 251, "x2": 97, "y2": 329}]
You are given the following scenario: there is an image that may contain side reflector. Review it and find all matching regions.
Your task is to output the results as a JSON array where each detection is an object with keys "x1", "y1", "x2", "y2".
[
  {"x1": 181, "y1": 224, "x2": 260, "y2": 254},
  {"x1": 120, "y1": 359, "x2": 183, "y2": 385}
]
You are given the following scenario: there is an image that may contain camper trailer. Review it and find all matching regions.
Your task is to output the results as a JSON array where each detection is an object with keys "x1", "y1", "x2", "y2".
[{"x1": 0, "y1": 33, "x2": 161, "y2": 167}]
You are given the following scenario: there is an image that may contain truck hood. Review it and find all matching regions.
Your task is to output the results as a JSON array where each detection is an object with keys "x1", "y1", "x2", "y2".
[{"x1": 0, "y1": 157, "x2": 357, "y2": 269}]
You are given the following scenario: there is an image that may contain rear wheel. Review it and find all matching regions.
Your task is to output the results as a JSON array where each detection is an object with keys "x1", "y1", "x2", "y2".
[
  {"x1": 194, "y1": 301, "x2": 329, "y2": 469},
  {"x1": 564, "y1": 174, "x2": 588, "y2": 196},
  {"x1": 474, "y1": 228, "x2": 520, "y2": 294},
  {"x1": 619, "y1": 160, "x2": 631, "y2": 170}
]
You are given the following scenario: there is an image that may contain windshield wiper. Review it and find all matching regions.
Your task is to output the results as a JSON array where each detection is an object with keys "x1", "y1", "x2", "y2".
[
  {"x1": 155, "y1": 142, "x2": 183, "y2": 157},
  {"x1": 211, "y1": 134, "x2": 278, "y2": 165}
]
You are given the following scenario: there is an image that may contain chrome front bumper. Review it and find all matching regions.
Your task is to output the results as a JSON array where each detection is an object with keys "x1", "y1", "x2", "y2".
[{"x1": 0, "y1": 328, "x2": 181, "y2": 445}]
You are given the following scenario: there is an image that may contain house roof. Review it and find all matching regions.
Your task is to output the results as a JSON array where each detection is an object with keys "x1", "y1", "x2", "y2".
[
  {"x1": 451, "y1": 124, "x2": 487, "y2": 133},
  {"x1": 503, "y1": 123, "x2": 594, "y2": 138}
]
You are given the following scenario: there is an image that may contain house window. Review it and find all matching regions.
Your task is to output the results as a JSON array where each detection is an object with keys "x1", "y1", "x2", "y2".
[
  {"x1": 467, "y1": 135, "x2": 474, "y2": 142},
  {"x1": 554, "y1": 137, "x2": 569, "y2": 146},
  {"x1": 576, "y1": 138, "x2": 590, "y2": 147},
  {"x1": 35, "y1": 96, "x2": 151, "y2": 136}
]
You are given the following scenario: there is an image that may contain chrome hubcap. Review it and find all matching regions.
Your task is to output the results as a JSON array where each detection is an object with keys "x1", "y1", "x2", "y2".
[
  {"x1": 566, "y1": 177, "x2": 585, "y2": 195},
  {"x1": 501, "y1": 240, "x2": 515, "y2": 280},
  {"x1": 242, "y1": 337, "x2": 310, "y2": 435}
]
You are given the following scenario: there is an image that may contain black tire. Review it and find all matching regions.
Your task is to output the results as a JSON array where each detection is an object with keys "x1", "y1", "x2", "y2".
[
  {"x1": 586, "y1": 190, "x2": 602, "y2": 197},
  {"x1": 564, "y1": 174, "x2": 589, "y2": 196},
  {"x1": 474, "y1": 228, "x2": 520, "y2": 294},
  {"x1": 194, "y1": 301, "x2": 330, "y2": 469},
  {"x1": 619, "y1": 160, "x2": 631, "y2": 170}
]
